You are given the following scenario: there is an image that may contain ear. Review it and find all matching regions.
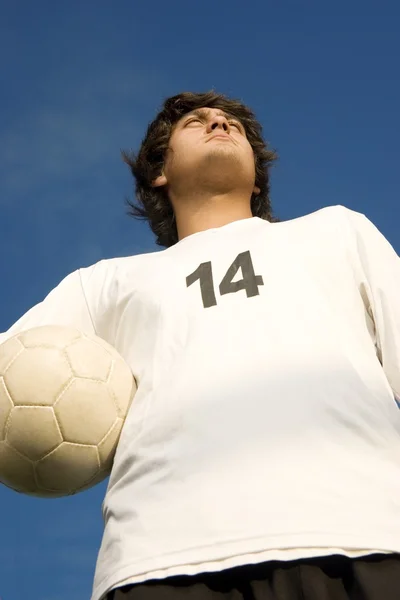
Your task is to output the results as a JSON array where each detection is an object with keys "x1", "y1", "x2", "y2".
[
  {"x1": 152, "y1": 173, "x2": 167, "y2": 188},
  {"x1": 253, "y1": 184, "x2": 261, "y2": 195}
]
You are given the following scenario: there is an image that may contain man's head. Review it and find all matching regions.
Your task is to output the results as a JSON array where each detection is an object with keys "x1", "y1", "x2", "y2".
[{"x1": 123, "y1": 91, "x2": 278, "y2": 248}]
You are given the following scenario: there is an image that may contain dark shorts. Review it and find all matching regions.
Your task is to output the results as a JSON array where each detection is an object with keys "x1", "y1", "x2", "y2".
[{"x1": 106, "y1": 553, "x2": 400, "y2": 600}]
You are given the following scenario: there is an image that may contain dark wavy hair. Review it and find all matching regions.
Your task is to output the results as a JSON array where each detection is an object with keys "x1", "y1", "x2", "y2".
[{"x1": 122, "y1": 91, "x2": 279, "y2": 248}]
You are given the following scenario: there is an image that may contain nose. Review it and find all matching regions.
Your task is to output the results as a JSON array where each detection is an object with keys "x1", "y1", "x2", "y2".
[{"x1": 207, "y1": 114, "x2": 230, "y2": 134}]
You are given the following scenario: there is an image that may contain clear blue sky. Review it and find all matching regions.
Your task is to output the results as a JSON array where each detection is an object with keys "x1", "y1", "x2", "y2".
[{"x1": 1, "y1": 1, "x2": 400, "y2": 598}]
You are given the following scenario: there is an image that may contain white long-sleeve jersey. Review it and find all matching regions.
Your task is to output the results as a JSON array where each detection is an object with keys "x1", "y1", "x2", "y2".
[{"x1": 1, "y1": 206, "x2": 400, "y2": 600}]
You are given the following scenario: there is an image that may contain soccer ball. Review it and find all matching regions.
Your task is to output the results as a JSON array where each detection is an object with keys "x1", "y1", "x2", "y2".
[{"x1": 0, "y1": 325, "x2": 136, "y2": 498}]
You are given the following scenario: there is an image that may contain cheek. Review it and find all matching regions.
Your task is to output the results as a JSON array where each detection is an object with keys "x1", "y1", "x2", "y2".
[
  {"x1": 245, "y1": 144, "x2": 257, "y2": 172},
  {"x1": 163, "y1": 137, "x2": 195, "y2": 178},
  {"x1": 168, "y1": 136, "x2": 199, "y2": 168},
  {"x1": 164, "y1": 134, "x2": 185, "y2": 167}
]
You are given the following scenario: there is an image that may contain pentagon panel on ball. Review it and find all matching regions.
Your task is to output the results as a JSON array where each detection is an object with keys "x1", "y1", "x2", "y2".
[{"x1": 0, "y1": 325, "x2": 137, "y2": 498}]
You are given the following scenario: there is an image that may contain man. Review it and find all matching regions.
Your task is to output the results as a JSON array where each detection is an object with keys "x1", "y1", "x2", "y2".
[{"x1": 2, "y1": 91, "x2": 400, "y2": 600}]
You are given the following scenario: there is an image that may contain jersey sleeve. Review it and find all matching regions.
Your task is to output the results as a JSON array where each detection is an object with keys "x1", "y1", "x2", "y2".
[
  {"x1": 346, "y1": 208, "x2": 400, "y2": 399},
  {"x1": 0, "y1": 267, "x2": 97, "y2": 346}
]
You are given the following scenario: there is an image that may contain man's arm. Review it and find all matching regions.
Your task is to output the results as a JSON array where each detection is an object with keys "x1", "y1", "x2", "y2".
[
  {"x1": 346, "y1": 208, "x2": 400, "y2": 399},
  {"x1": 0, "y1": 267, "x2": 97, "y2": 346}
]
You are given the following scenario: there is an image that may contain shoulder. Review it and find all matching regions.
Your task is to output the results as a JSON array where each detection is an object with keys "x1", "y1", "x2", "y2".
[
  {"x1": 295, "y1": 204, "x2": 365, "y2": 226},
  {"x1": 286, "y1": 204, "x2": 372, "y2": 239},
  {"x1": 78, "y1": 249, "x2": 168, "y2": 288}
]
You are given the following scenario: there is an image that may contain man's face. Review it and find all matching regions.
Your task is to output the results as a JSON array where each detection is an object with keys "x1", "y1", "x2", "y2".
[{"x1": 153, "y1": 106, "x2": 260, "y2": 196}]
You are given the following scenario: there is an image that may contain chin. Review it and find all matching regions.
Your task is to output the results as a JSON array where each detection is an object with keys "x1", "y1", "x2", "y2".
[{"x1": 204, "y1": 146, "x2": 242, "y2": 166}]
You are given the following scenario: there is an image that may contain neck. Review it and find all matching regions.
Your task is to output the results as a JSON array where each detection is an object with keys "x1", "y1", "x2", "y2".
[{"x1": 172, "y1": 191, "x2": 253, "y2": 241}]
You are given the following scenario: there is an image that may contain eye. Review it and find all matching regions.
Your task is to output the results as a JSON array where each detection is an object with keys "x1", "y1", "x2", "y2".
[
  {"x1": 229, "y1": 121, "x2": 242, "y2": 131},
  {"x1": 185, "y1": 118, "x2": 201, "y2": 126}
]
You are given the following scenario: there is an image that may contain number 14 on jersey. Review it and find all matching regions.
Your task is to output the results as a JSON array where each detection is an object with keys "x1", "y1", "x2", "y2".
[{"x1": 186, "y1": 250, "x2": 264, "y2": 309}]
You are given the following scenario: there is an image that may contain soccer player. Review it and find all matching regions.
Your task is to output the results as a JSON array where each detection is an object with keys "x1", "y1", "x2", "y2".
[{"x1": 2, "y1": 91, "x2": 400, "y2": 600}]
